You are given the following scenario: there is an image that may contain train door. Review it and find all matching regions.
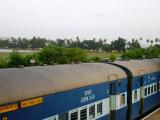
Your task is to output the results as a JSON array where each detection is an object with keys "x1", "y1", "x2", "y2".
[
  {"x1": 109, "y1": 83, "x2": 116, "y2": 120},
  {"x1": 139, "y1": 73, "x2": 144, "y2": 114}
]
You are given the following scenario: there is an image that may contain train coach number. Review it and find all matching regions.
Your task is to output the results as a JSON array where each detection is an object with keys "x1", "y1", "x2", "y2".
[{"x1": 81, "y1": 90, "x2": 95, "y2": 103}]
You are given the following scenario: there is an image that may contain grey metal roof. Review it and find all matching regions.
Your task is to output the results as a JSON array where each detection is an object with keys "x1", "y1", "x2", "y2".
[
  {"x1": 114, "y1": 59, "x2": 160, "y2": 76},
  {"x1": 0, "y1": 63, "x2": 126, "y2": 105}
]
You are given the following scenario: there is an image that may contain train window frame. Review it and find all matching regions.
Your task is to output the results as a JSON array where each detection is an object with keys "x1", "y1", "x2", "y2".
[
  {"x1": 151, "y1": 85, "x2": 153, "y2": 94},
  {"x1": 96, "y1": 101, "x2": 103, "y2": 116},
  {"x1": 69, "y1": 109, "x2": 79, "y2": 120},
  {"x1": 79, "y1": 106, "x2": 87, "y2": 120},
  {"x1": 43, "y1": 115, "x2": 58, "y2": 120},
  {"x1": 59, "y1": 112, "x2": 68, "y2": 120},
  {"x1": 88, "y1": 104, "x2": 95, "y2": 120},
  {"x1": 120, "y1": 93, "x2": 126, "y2": 107},
  {"x1": 134, "y1": 90, "x2": 138, "y2": 101},
  {"x1": 154, "y1": 83, "x2": 157, "y2": 92},
  {"x1": 144, "y1": 87, "x2": 147, "y2": 96},
  {"x1": 158, "y1": 81, "x2": 160, "y2": 91},
  {"x1": 148, "y1": 86, "x2": 150, "y2": 95}
]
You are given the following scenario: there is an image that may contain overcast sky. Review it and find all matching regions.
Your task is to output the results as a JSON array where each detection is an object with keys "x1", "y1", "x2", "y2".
[{"x1": 0, "y1": 0, "x2": 160, "y2": 44}]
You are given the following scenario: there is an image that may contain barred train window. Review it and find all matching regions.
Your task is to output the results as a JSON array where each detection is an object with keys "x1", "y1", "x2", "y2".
[
  {"x1": 70, "y1": 110, "x2": 78, "y2": 120},
  {"x1": 80, "y1": 108, "x2": 87, "y2": 120},
  {"x1": 151, "y1": 85, "x2": 153, "y2": 94},
  {"x1": 144, "y1": 88, "x2": 147, "y2": 96},
  {"x1": 89, "y1": 105, "x2": 95, "y2": 119},
  {"x1": 97, "y1": 102, "x2": 103, "y2": 115},
  {"x1": 120, "y1": 93, "x2": 125, "y2": 106},
  {"x1": 59, "y1": 112, "x2": 68, "y2": 120},
  {"x1": 154, "y1": 84, "x2": 157, "y2": 92},
  {"x1": 148, "y1": 86, "x2": 150, "y2": 95},
  {"x1": 134, "y1": 90, "x2": 137, "y2": 101}
]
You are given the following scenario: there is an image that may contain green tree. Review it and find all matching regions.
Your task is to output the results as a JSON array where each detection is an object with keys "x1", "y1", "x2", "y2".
[
  {"x1": 127, "y1": 39, "x2": 141, "y2": 50},
  {"x1": 110, "y1": 37, "x2": 126, "y2": 52},
  {"x1": 109, "y1": 54, "x2": 117, "y2": 62},
  {"x1": 38, "y1": 45, "x2": 63, "y2": 64},
  {"x1": 9, "y1": 50, "x2": 24, "y2": 67}
]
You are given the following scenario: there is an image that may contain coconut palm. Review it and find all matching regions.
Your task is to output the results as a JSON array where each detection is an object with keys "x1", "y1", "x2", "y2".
[
  {"x1": 150, "y1": 40, "x2": 154, "y2": 46},
  {"x1": 146, "y1": 39, "x2": 150, "y2": 43},
  {"x1": 155, "y1": 38, "x2": 158, "y2": 43}
]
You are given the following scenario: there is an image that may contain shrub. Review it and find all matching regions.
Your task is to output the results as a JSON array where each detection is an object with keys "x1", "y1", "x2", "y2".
[
  {"x1": 8, "y1": 50, "x2": 24, "y2": 67},
  {"x1": 63, "y1": 48, "x2": 87, "y2": 63},
  {"x1": 121, "y1": 48, "x2": 144, "y2": 60},
  {"x1": 145, "y1": 46, "x2": 160, "y2": 58},
  {"x1": 91, "y1": 57, "x2": 102, "y2": 62},
  {"x1": 109, "y1": 54, "x2": 116, "y2": 62},
  {"x1": 38, "y1": 45, "x2": 63, "y2": 65},
  {"x1": 38, "y1": 45, "x2": 87, "y2": 64},
  {"x1": 0, "y1": 57, "x2": 9, "y2": 68}
]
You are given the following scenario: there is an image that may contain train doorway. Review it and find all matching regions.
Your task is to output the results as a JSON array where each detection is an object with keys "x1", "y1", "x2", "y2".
[
  {"x1": 139, "y1": 76, "x2": 144, "y2": 114},
  {"x1": 109, "y1": 83, "x2": 116, "y2": 120}
]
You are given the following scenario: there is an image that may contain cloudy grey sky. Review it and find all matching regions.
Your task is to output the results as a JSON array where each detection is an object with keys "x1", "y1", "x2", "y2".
[{"x1": 0, "y1": 0, "x2": 160, "y2": 43}]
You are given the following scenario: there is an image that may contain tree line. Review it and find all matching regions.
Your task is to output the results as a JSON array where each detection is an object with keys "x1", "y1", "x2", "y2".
[
  {"x1": 0, "y1": 45, "x2": 159, "y2": 68},
  {"x1": 1, "y1": 36, "x2": 160, "y2": 52},
  {"x1": 0, "y1": 45, "x2": 87, "y2": 68}
]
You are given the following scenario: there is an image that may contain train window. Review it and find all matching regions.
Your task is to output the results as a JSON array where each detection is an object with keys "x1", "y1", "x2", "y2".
[
  {"x1": 70, "y1": 110, "x2": 78, "y2": 120},
  {"x1": 97, "y1": 102, "x2": 103, "y2": 116},
  {"x1": 148, "y1": 86, "x2": 150, "y2": 95},
  {"x1": 80, "y1": 108, "x2": 87, "y2": 120},
  {"x1": 134, "y1": 90, "x2": 137, "y2": 101},
  {"x1": 118, "y1": 81, "x2": 122, "y2": 86},
  {"x1": 151, "y1": 85, "x2": 153, "y2": 94},
  {"x1": 120, "y1": 93, "x2": 126, "y2": 107},
  {"x1": 144, "y1": 87, "x2": 147, "y2": 96},
  {"x1": 43, "y1": 115, "x2": 58, "y2": 120},
  {"x1": 59, "y1": 112, "x2": 68, "y2": 120},
  {"x1": 154, "y1": 83, "x2": 157, "y2": 92},
  {"x1": 89, "y1": 105, "x2": 95, "y2": 119}
]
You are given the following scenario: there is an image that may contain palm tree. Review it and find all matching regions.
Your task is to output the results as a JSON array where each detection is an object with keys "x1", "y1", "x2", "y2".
[
  {"x1": 146, "y1": 39, "x2": 150, "y2": 43},
  {"x1": 155, "y1": 38, "x2": 158, "y2": 43},
  {"x1": 150, "y1": 40, "x2": 154, "y2": 46},
  {"x1": 139, "y1": 37, "x2": 142, "y2": 40}
]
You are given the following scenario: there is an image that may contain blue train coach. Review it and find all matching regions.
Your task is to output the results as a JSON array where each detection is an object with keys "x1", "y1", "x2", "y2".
[{"x1": 0, "y1": 59, "x2": 159, "y2": 120}]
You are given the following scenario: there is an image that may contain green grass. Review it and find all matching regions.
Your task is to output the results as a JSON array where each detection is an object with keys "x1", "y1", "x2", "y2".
[
  {"x1": 87, "y1": 51, "x2": 121, "y2": 59},
  {"x1": 0, "y1": 52, "x2": 33, "y2": 58},
  {"x1": 0, "y1": 51, "x2": 122, "y2": 60},
  {"x1": 0, "y1": 52, "x2": 9, "y2": 58}
]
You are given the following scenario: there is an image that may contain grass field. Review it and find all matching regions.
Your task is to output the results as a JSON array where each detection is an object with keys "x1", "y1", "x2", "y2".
[
  {"x1": 0, "y1": 52, "x2": 33, "y2": 58},
  {"x1": 87, "y1": 51, "x2": 121, "y2": 59},
  {"x1": 0, "y1": 52, "x2": 10, "y2": 58},
  {"x1": 0, "y1": 51, "x2": 121, "y2": 59}
]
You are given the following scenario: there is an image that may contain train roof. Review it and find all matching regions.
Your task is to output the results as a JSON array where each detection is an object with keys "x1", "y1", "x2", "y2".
[
  {"x1": 114, "y1": 58, "x2": 160, "y2": 76},
  {"x1": 0, "y1": 63, "x2": 126, "y2": 105}
]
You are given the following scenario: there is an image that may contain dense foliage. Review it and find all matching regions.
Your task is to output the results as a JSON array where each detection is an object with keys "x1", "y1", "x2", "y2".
[
  {"x1": 0, "y1": 36, "x2": 160, "y2": 68},
  {"x1": 121, "y1": 45, "x2": 160, "y2": 60},
  {"x1": 0, "y1": 36, "x2": 146, "y2": 52},
  {"x1": 0, "y1": 45, "x2": 87, "y2": 68}
]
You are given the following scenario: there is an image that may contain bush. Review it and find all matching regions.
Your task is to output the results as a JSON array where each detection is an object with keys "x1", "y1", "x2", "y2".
[
  {"x1": 38, "y1": 45, "x2": 87, "y2": 65},
  {"x1": 63, "y1": 48, "x2": 87, "y2": 63},
  {"x1": 0, "y1": 57, "x2": 9, "y2": 68},
  {"x1": 109, "y1": 54, "x2": 116, "y2": 62},
  {"x1": 91, "y1": 57, "x2": 102, "y2": 62},
  {"x1": 145, "y1": 46, "x2": 160, "y2": 58},
  {"x1": 38, "y1": 45, "x2": 63, "y2": 65},
  {"x1": 121, "y1": 47, "x2": 160, "y2": 60},
  {"x1": 8, "y1": 50, "x2": 24, "y2": 67},
  {"x1": 23, "y1": 54, "x2": 43, "y2": 66}
]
